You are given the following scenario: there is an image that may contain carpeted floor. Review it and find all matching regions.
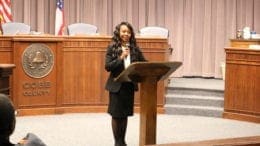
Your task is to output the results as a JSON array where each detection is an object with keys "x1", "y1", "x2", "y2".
[{"x1": 10, "y1": 113, "x2": 260, "y2": 146}]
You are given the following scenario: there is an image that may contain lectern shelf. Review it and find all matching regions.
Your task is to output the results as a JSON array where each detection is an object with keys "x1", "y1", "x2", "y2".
[{"x1": 114, "y1": 61, "x2": 182, "y2": 82}]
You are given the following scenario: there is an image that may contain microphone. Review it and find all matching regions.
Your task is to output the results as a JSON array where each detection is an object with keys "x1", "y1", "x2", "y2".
[
  {"x1": 123, "y1": 43, "x2": 130, "y2": 58},
  {"x1": 126, "y1": 43, "x2": 130, "y2": 48}
]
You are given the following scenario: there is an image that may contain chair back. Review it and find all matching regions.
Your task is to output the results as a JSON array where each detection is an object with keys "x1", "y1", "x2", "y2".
[
  {"x1": 139, "y1": 26, "x2": 169, "y2": 38},
  {"x1": 2, "y1": 22, "x2": 31, "y2": 35},
  {"x1": 67, "y1": 23, "x2": 98, "y2": 36}
]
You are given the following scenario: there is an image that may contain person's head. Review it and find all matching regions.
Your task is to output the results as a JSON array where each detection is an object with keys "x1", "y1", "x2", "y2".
[
  {"x1": 112, "y1": 21, "x2": 137, "y2": 48},
  {"x1": 0, "y1": 94, "x2": 16, "y2": 139}
]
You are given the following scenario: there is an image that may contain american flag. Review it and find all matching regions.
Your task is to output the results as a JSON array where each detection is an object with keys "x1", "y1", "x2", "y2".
[
  {"x1": 55, "y1": 0, "x2": 64, "y2": 35},
  {"x1": 0, "y1": 0, "x2": 12, "y2": 23}
]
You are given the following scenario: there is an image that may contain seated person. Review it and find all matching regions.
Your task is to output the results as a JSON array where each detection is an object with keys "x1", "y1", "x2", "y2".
[{"x1": 0, "y1": 94, "x2": 46, "y2": 146}]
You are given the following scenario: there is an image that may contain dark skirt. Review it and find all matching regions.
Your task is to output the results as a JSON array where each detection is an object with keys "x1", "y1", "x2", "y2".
[{"x1": 108, "y1": 82, "x2": 135, "y2": 118}]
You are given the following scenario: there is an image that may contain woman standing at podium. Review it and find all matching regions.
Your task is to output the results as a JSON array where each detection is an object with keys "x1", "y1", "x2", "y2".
[{"x1": 105, "y1": 21, "x2": 146, "y2": 146}]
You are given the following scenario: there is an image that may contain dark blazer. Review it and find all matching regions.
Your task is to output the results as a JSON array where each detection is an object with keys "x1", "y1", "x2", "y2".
[{"x1": 105, "y1": 44, "x2": 147, "y2": 93}]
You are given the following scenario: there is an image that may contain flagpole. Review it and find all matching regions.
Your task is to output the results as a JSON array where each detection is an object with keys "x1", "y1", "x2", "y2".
[{"x1": 0, "y1": 15, "x2": 3, "y2": 35}]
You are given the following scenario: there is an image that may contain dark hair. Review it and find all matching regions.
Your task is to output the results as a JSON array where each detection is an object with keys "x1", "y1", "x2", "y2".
[
  {"x1": 112, "y1": 21, "x2": 137, "y2": 48},
  {"x1": 0, "y1": 94, "x2": 16, "y2": 137}
]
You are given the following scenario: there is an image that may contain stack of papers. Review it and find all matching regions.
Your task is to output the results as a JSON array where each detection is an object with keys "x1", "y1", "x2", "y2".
[
  {"x1": 249, "y1": 45, "x2": 260, "y2": 50},
  {"x1": 251, "y1": 34, "x2": 260, "y2": 39}
]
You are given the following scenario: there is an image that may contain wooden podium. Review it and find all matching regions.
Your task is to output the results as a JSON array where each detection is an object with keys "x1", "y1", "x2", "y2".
[
  {"x1": 115, "y1": 61, "x2": 182, "y2": 146},
  {"x1": 0, "y1": 64, "x2": 15, "y2": 96}
]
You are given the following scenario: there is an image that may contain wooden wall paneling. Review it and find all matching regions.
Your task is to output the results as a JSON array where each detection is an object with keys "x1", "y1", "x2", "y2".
[
  {"x1": 0, "y1": 37, "x2": 13, "y2": 63},
  {"x1": 62, "y1": 36, "x2": 111, "y2": 106},
  {"x1": 55, "y1": 41, "x2": 64, "y2": 108}
]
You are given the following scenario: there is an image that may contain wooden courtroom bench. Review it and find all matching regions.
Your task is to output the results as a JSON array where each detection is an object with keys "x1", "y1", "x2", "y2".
[
  {"x1": 0, "y1": 35, "x2": 170, "y2": 116},
  {"x1": 146, "y1": 136, "x2": 260, "y2": 146}
]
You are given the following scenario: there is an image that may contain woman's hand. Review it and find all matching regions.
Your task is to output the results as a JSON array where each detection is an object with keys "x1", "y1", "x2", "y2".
[{"x1": 120, "y1": 47, "x2": 129, "y2": 59}]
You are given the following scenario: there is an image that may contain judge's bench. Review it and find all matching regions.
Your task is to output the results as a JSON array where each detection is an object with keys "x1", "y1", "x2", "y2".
[
  {"x1": 0, "y1": 35, "x2": 171, "y2": 116},
  {"x1": 223, "y1": 39, "x2": 260, "y2": 123}
]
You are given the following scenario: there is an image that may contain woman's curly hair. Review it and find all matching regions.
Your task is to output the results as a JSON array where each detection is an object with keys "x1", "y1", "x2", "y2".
[{"x1": 112, "y1": 21, "x2": 137, "y2": 48}]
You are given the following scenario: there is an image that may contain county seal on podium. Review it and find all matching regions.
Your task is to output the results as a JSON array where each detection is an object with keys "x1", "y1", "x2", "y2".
[{"x1": 22, "y1": 43, "x2": 54, "y2": 78}]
